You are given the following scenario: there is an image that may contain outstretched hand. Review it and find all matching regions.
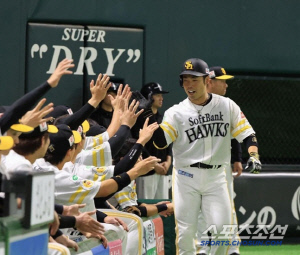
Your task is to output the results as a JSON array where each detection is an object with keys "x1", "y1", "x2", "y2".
[
  {"x1": 89, "y1": 73, "x2": 111, "y2": 107},
  {"x1": 19, "y1": 98, "x2": 54, "y2": 127},
  {"x1": 137, "y1": 117, "x2": 159, "y2": 146},
  {"x1": 47, "y1": 58, "x2": 75, "y2": 88}
]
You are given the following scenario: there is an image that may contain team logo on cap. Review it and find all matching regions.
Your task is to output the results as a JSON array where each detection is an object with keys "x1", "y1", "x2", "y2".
[
  {"x1": 68, "y1": 135, "x2": 75, "y2": 146},
  {"x1": 221, "y1": 68, "x2": 226, "y2": 75},
  {"x1": 48, "y1": 144, "x2": 55, "y2": 152},
  {"x1": 185, "y1": 61, "x2": 193, "y2": 70},
  {"x1": 209, "y1": 71, "x2": 216, "y2": 78},
  {"x1": 39, "y1": 122, "x2": 48, "y2": 132}
]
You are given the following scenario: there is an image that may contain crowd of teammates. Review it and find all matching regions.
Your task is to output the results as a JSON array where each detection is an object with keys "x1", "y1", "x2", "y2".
[
  {"x1": 0, "y1": 57, "x2": 262, "y2": 255},
  {"x1": 0, "y1": 59, "x2": 174, "y2": 255}
]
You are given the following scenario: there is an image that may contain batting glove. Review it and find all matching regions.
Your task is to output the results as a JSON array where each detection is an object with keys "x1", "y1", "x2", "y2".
[{"x1": 245, "y1": 152, "x2": 262, "y2": 174}]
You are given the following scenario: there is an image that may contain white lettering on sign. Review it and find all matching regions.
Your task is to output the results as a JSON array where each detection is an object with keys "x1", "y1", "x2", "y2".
[
  {"x1": 62, "y1": 28, "x2": 106, "y2": 42},
  {"x1": 38, "y1": 45, "x2": 141, "y2": 76}
]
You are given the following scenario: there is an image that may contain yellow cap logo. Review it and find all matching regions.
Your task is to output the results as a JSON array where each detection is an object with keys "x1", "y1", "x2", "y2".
[
  {"x1": 221, "y1": 68, "x2": 226, "y2": 75},
  {"x1": 185, "y1": 61, "x2": 193, "y2": 70}
]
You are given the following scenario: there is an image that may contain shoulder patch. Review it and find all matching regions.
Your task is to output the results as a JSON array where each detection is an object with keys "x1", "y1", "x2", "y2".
[{"x1": 81, "y1": 179, "x2": 95, "y2": 190}]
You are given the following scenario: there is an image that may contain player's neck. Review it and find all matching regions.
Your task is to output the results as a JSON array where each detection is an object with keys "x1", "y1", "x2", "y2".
[
  {"x1": 192, "y1": 93, "x2": 210, "y2": 106},
  {"x1": 151, "y1": 106, "x2": 158, "y2": 114}
]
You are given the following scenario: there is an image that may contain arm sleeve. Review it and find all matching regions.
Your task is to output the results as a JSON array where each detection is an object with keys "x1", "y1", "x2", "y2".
[
  {"x1": 108, "y1": 125, "x2": 131, "y2": 158},
  {"x1": 96, "y1": 210, "x2": 108, "y2": 223},
  {"x1": 54, "y1": 204, "x2": 64, "y2": 215},
  {"x1": 231, "y1": 139, "x2": 242, "y2": 163},
  {"x1": 62, "y1": 103, "x2": 95, "y2": 130},
  {"x1": 0, "y1": 81, "x2": 51, "y2": 133},
  {"x1": 58, "y1": 215, "x2": 76, "y2": 229},
  {"x1": 50, "y1": 229, "x2": 63, "y2": 239},
  {"x1": 152, "y1": 127, "x2": 168, "y2": 148},
  {"x1": 113, "y1": 143, "x2": 144, "y2": 176}
]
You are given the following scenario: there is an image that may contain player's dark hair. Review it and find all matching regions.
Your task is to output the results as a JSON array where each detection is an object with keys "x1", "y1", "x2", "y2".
[
  {"x1": 113, "y1": 138, "x2": 137, "y2": 164},
  {"x1": 13, "y1": 133, "x2": 49, "y2": 156},
  {"x1": 44, "y1": 143, "x2": 74, "y2": 165}
]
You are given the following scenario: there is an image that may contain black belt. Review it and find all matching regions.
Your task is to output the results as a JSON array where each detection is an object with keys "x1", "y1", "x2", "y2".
[{"x1": 190, "y1": 162, "x2": 221, "y2": 169}]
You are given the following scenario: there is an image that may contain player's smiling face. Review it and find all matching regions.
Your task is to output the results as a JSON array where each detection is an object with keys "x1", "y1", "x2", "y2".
[{"x1": 182, "y1": 74, "x2": 208, "y2": 104}]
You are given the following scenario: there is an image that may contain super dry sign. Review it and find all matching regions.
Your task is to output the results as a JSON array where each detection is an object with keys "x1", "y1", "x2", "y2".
[{"x1": 26, "y1": 23, "x2": 144, "y2": 110}]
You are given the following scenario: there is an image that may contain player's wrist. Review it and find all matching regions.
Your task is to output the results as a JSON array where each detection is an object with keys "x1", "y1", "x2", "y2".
[{"x1": 249, "y1": 152, "x2": 259, "y2": 160}]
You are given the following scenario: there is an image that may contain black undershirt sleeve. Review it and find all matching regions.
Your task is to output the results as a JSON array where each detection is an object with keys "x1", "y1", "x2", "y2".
[
  {"x1": 96, "y1": 210, "x2": 108, "y2": 222},
  {"x1": 51, "y1": 229, "x2": 63, "y2": 239},
  {"x1": 62, "y1": 103, "x2": 95, "y2": 130},
  {"x1": 113, "y1": 143, "x2": 144, "y2": 176},
  {"x1": 0, "y1": 81, "x2": 51, "y2": 133},
  {"x1": 58, "y1": 215, "x2": 76, "y2": 229},
  {"x1": 152, "y1": 126, "x2": 168, "y2": 149},
  {"x1": 243, "y1": 134, "x2": 258, "y2": 151},
  {"x1": 108, "y1": 125, "x2": 131, "y2": 158},
  {"x1": 54, "y1": 204, "x2": 64, "y2": 215},
  {"x1": 231, "y1": 139, "x2": 242, "y2": 163}
]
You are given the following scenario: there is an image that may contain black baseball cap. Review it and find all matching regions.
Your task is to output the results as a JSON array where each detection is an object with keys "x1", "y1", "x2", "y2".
[
  {"x1": 180, "y1": 58, "x2": 209, "y2": 77},
  {"x1": 140, "y1": 82, "x2": 169, "y2": 98},
  {"x1": 108, "y1": 82, "x2": 120, "y2": 93},
  {"x1": 47, "y1": 124, "x2": 81, "y2": 156},
  {"x1": 209, "y1": 66, "x2": 234, "y2": 80},
  {"x1": 46, "y1": 105, "x2": 73, "y2": 123},
  {"x1": 20, "y1": 122, "x2": 58, "y2": 139}
]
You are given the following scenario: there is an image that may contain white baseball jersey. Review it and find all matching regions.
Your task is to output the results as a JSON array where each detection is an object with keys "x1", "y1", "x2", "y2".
[
  {"x1": 63, "y1": 162, "x2": 115, "y2": 182},
  {"x1": 84, "y1": 131, "x2": 109, "y2": 150},
  {"x1": 33, "y1": 158, "x2": 101, "y2": 208},
  {"x1": 75, "y1": 142, "x2": 112, "y2": 167},
  {"x1": 2, "y1": 150, "x2": 33, "y2": 179},
  {"x1": 160, "y1": 94, "x2": 255, "y2": 168},
  {"x1": 108, "y1": 181, "x2": 138, "y2": 209}
]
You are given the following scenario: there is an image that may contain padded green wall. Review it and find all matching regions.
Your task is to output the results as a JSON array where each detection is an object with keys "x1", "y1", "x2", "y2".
[{"x1": 1, "y1": 0, "x2": 300, "y2": 109}]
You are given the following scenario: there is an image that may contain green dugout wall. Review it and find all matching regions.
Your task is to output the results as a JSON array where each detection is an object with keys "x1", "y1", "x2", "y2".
[{"x1": 1, "y1": 0, "x2": 300, "y2": 164}]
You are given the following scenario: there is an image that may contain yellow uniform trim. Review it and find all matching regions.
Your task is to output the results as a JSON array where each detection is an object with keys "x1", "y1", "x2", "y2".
[
  {"x1": 236, "y1": 119, "x2": 246, "y2": 127},
  {"x1": 76, "y1": 190, "x2": 91, "y2": 204},
  {"x1": 100, "y1": 147, "x2": 105, "y2": 166},
  {"x1": 69, "y1": 186, "x2": 83, "y2": 203},
  {"x1": 118, "y1": 197, "x2": 130, "y2": 204},
  {"x1": 115, "y1": 192, "x2": 127, "y2": 199},
  {"x1": 161, "y1": 125, "x2": 176, "y2": 142},
  {"x1": 93, "y1": 173, "x2": 98, "y2": 181},
  {"x1": 102, "y1": 211, "x2": 143, "y2": 255},
  {"x1": 232, "y1": 125, "x2": 251, "y2": 138},
  {"x1": 162, "y1": 121, "x2": 177, "y2": 137},
  {"x1": 100, "y1": 175, "x2": 106, "y2": 181},
  {"x1": 153, "y1": 141, "x2": 168, "y2": 150},
  {"x1": 48, "y1": 243, "x2": 69, "y2": 255},
  {"x1": 92, "y1": 150, "x2": 97, "y2": 167}
]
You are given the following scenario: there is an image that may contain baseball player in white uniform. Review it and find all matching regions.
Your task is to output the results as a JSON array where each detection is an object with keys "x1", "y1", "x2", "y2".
[
  {"x1": 196, "y1": 66, "x2": 243, "y2": 255},
  {"x1": 148, "y1": 58, "x2": 261, "y2": 255}
]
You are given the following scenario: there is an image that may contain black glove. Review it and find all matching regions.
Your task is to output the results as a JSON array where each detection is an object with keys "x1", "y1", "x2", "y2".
[
  {"x1": 130, "y1": 91, "x2": 154, "y2": 139},
  {"x1": 245, "y1": 152, "x2": 262, "y2": 174},
  {"x1": 122, "y1": 206, "x2": 141, "y2": 217},
  {"x1": 130, "y1": 91, "x2": 153, "y2": 118}
]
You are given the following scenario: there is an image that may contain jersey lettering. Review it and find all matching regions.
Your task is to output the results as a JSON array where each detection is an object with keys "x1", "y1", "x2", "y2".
[
  {"x1": 188, "y1": 112, "x2": 224, "y2": 126},
  {"x1": 185, "y1": 122, "x2": 229, "y2": 144}
]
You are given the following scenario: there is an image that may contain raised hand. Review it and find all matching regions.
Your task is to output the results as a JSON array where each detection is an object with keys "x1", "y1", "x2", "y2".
[
  {"x1": 120, "y1": 98, "x2": 144, "y2": 128},
  {"x1": 19, "y1": 98, "x2": 54, "y2": 127},
  {"x1": 75, "y1": 210, "x2": 105, "y2": 236},
  {"x1": 89, "y1": 73, "x2": 111, "y2": 107},
  {"x1": 47, "y1": 58, "x2": 75, "y2": 88},
  {"x1": 109, "y1": 84, "x2": 132, "y2": 112},
  {"x1": 137, "y1": 117, "x2": 159, "y2": 146}
]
